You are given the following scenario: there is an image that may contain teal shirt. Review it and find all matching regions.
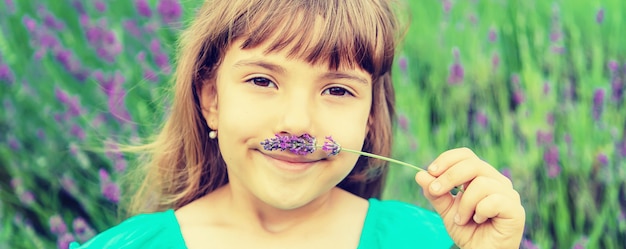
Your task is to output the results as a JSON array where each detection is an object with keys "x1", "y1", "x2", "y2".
[{"x1": 71, "y1": 198, "x2": 454, "y2": 248}]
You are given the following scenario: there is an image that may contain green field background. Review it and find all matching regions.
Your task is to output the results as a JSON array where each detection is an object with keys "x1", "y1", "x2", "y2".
[{"x1": 1, "y1": 0, "x2": 625, "y2": 248}]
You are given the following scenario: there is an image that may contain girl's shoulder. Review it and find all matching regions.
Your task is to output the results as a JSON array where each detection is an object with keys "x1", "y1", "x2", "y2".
[
  {"x1": 359, "y1": 198, "x2": 454, "y2": 249},
  {"x1": 69, "y1": 209, "x2": 186, "y2": 249}
]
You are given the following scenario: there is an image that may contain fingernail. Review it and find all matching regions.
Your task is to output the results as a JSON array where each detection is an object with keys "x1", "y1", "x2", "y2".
[
  {"x1": 473, "y1": 214, "x2": 480, "y2": 223},
  {"x1": 454, "y1": 214, "x2": 461, "y2": 224},
  {"x1": 430, "y1": 181, "x2": 441, "y2": 192},
  {"x1": 428, "y1": 164, "x2": 438, "y2": 172}
]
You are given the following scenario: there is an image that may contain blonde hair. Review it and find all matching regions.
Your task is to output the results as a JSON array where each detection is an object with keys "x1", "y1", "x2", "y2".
[{"x1": 125, "y1": 0, "x2": 401, "y2": 215}]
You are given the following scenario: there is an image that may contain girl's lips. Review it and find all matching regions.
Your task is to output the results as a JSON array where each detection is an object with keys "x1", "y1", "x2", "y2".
[{"x1": 261, "y1": 152, "x2": 322, "y2": 172}]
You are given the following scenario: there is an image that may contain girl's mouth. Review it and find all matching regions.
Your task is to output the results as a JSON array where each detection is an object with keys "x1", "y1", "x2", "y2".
[{"x1": 261, "y1": 151, "x2": 322, "y2": 173}]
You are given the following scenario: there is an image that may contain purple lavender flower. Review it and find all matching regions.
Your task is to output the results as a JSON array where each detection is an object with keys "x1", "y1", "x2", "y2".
[
  {"x1": 72, "y1": 217, "x2": 96, "y2": 242},
  {"x1": 115, "y1": 159, "x2": 128, "y2": 173},
  {"x1": 22, "y1": 15, "x2": 37, "y2": 33},
  {"x1": 617, "y1": 140, "x2": 626, "y2": 157},
  {"x1": 152, "y1": 53, "x2": 168, "y2": 69},
  {"x1": 123, "y1": 20, "x2": 142, "y2": 38},
  {"x1": 592, "y1": 88, "x2": 605, "y2": 121},
  {"x1": 511, "y1": 74, "x2": 520, "y2": 86},
  {"x1": 102, "y1": 182, "x2": 120, "y2": 203},
  {"x1": 447, "y1": 62, "x2": 464, "y2": 84},
  {"x1": 488, "y1": 27, "x2": 497, "y2": 42},
  {"x1": 0, "y1": 63, "x2": 15, "y2": 84},
  {"x1": 544, "y1": 145, "x2": 560, "y2": 178},
  {"x1": 512, "y1": 90, "x2": 525, "y2": 106},
  {"x1": 596, "y1": 8, "x2": 605, "y2": 24},
  {"x1": 40, "y1": 33, "x2": 60, "y2": 49},
  {"x1": 19, "y1": 191, "x2": 35, "y2": 205},
  {"x1": 597, "y1": 153, "x2": 608, "y2": 166},
  {"x1": 543, "y1": 81, "x2": 551, "y2": 95},
  {"x1": 99, "y1": 168, "x2": 120, "y2": 203},
  {"x1": 157, "y1": 0, "x2": 182, "y2": 24},
  {"x1": 99, "y1": 168, "x2": 111, "y2": 182},
  {"x1": 550, "y1": 30, "x2": 561, "y2": 42},
  {"x1": 37, "y1": 129, "x2": 46, "y2": 140},
  {"x1": 612, "y1": 77, "x2": 623, "y2": 103},
  {"x1": 261, "y1": 134, "x2": 316, "y2": 155},
  {"x1": 468, "y1": 14, "x2": 478, "y2": 26},
  {"x1": 94, "y1": 0, "x2": 107, "y2": 12},
  {"x1": 144, "y1": 68, "x2": 158, "y2": 82},
  {"x1": 136, "y1": 0, "x2": 152, "y2": 17},
  {"x1": 43, "y1": 14, "x2": 65, "y2": 30},
  {"x1": 491, "y1": 52, "x2": 500, "y2": 70},
  {"x1": 500, "y1": 168, "x2": 512, "y2": 180},
  {"x1": 398, "y1": 56, "x2": 407, "y2": 73},
  {"x1": 57, "y1": 233, "x2": 75, "y2": 249},
  {"x1": 71, "y1": 124, "x2": 86, "y2": 140},
  {"x1": 5, "y1": 0, "x2": 14, "y2": 13},
  {"x1": 322, "y1": 136, "x2": 341, "y2": 156},
  {"x1": 49, "y1": 215, "x2": 68, "y2": 235},
  {"x1": 520, "y1": 239, "x2": 539, "y2": 249},
  {"x1": 95, "y1": 70, "x2": 132, "y2": 123},
  {"x1": 82, "y1": 19, "x2": 122, "y2": 63},
  {"x1": 442, "y1": 0, "x2": 452, "y2": 14},
  {"x1": 72, "y1": 0, "x2": 85, "y2": 14},
  {"x1": 8, "y1": 136, "x2": 20, "y2": 150},
  {"x1": 398, "y1": 114, "x2": 409, "y2": 131},
  {"x1": 608, "y1": 60, "x2": 619, "y2": 73},
  {"x1": 447, "y1": 48, "x2": 464, "y2": 84},
  {"x1": 572, "y1": 237, "x2": 588, "y2": 249},
  {"x1": 55, "y1": 87, "x2": 82, "y2": 117},
  {"x1": 475, "y1": 111, "x2": 488, "y2": 128},
  {"x1": 61, "y1": 175, "x2": 78, "y2": 194}
]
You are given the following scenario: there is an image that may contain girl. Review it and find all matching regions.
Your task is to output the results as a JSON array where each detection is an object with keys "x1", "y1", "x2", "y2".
[{"x1": 72, "y1": 0, "x2": 525, "y2": 248}]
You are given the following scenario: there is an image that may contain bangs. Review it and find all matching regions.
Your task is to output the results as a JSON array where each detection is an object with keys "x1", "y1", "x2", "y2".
[{"x1": 226, "y1": 0, "x2": 397, "y2": 77}]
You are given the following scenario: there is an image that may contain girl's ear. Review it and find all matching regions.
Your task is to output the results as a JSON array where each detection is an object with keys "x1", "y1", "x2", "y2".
[{"x1": 199, "y1": 80, "x2": 219, "y2": 130}]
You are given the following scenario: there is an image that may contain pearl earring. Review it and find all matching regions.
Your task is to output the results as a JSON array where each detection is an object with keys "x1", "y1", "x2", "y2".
[{"x1": 209, "y1": 130, "x2": 217, "y2": 139}]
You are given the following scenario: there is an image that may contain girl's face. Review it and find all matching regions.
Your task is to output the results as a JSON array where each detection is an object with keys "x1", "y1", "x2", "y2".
[{"x1": 201, "y1": 39, "x2": 372, "y2": 210}]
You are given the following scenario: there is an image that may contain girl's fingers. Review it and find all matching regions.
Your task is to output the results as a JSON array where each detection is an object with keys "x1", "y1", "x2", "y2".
[
  {"x1": 473, "y1": 191, "x2": 525, "y2": 227},
  {"x1": 454, "y1": 176, "x2": 507, "y2": 225},
  {"x1": 427, "y1": 147, "x2": 478, "y2": 177},
  {"x1": 415, "y1": 171, "x2": 455, "y2": 216},
  {"x1": 427, "y1": 157, "x2": 512, "y2": 197}
]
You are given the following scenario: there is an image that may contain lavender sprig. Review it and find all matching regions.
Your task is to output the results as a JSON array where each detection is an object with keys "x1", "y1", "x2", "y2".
[
  {"x1": 260, "y1": 134, "x2": 316, "y2": 155},
  {"x1": 261, "y1": 134, "x2": 424, "y2": 171},
  {"x1": 261, "y1": 134, "x2": 464, "y2": 193}
]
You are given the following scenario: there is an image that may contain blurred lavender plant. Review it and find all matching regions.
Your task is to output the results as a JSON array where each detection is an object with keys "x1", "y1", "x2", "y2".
[{"x1": 447, "y1": 47, "x2": 464, "y2": 84}]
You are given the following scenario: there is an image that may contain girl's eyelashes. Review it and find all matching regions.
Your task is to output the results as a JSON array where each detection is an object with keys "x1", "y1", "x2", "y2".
[
  {"x1": 322, "y1": 86, "x2": 354, "y2": 97},
  {"x1": 246, "y1": 77, "x2": 277, "y2": 88}
]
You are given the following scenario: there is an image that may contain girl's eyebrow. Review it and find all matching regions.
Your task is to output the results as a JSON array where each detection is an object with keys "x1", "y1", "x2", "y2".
[
  {"x1": 233, "y1": 59, "x2": 286, "y2": 74},
  {"x1": 233, "y1": 59, "x2": 369, "y2": 85},
  {"x1": 322, "y1": 72, "x2": 369, "y2": 85}
]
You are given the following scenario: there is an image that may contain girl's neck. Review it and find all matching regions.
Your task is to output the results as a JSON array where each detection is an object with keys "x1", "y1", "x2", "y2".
[
  {"x1": 220, "y1": 183, "x2": 339, "y2": 234},
  {"x1": 175, "y1": 184, "x2": 368, "y2": 249}
]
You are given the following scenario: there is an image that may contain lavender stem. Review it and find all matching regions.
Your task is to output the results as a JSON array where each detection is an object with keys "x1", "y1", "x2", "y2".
[
  {"x1": 324, "y1": 146, "x2": 463, "y2": 193},
  {"x1": 335, "y1": 147, "x2": 426, "y2": 172}
]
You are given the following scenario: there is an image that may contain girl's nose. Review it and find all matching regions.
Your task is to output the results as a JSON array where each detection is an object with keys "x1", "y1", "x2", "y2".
[{"x1": 275, "y1": 92, "x2": 315, "y2": 136}]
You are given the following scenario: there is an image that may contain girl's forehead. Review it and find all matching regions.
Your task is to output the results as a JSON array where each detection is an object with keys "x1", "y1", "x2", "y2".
[
  {"x1": 224, "y1": 38, "x2": 371, "y2": 78},
  {"x1": 227, "y1": 8, "x2": 386, "y2": 76}
]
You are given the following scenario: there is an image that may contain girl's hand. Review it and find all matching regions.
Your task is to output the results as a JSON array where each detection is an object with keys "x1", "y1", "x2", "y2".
[{"x1": 415, "y1": 148, "x2": 525, "y2": 249}]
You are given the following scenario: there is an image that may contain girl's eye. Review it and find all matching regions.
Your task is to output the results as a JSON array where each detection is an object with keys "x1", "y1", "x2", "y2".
[
  {"x1": 323, "y1": 86, "x2": 353, "y2": 97},
  {"x1": 247, "y1": 77, "x2": 277, "y2": 88}
]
